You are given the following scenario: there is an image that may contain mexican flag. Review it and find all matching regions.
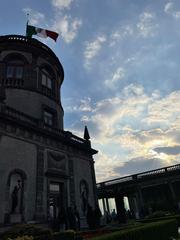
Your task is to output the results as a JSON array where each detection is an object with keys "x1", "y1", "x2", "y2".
[{"x1": 26, "y1": 25, "x2": 59, "y2": 42}]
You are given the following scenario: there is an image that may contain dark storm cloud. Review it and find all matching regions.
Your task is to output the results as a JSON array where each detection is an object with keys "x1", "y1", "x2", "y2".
[
  {"x1": 114, "y1": 157, "x2": 165, "y2": 176},
  {"x1": 154, "y1": 146, "x2": 180, "y2": 155}
]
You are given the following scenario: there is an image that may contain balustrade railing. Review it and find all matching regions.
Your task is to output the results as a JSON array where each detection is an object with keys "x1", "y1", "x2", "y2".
[
  {"x1": 97, "y1": 163, "x2": 180, "y2": 188},
  {"x1": 104, "y1": 176, "x2": 133, "y2": 186},
  {"x1": 4, "y1": 105, "x2": 38, "y2": 126},
  {"x1": 0, "y1": 103, "x2": 87, "y2": 146}
]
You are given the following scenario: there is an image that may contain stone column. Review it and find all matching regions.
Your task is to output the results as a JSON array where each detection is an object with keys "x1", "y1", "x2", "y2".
[
  {"x1": 115, "y1": 193, "x2": 126, "y2": 224},
  {"x1": 102, "y1": 198, "x2": 106, "y2": 215},
  {"x1": 105, "y1": 198, "x2": 110, "y2": 214},
  {"x1": 136, "y1": 187, "x2": 144, "y2": 218},
  {"x1": 68, "y1": 157, "x2": 75, "y2": 206},
  {"x1": 128, "y1": 196, "x2": 136, "y2": 219},
  {"x1": 90, "y1": 158, "x2": 98, "y2": 206},
  {"x1": 35, "y1": 146, "x2": 45, "y2": 220},
  {"x1": 168, "y1": 181, "x2": 177, "y2": 209}
]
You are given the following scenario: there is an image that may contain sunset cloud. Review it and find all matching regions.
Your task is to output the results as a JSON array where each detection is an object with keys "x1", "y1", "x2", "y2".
[{"x1": 65, "y1": 86, "x2": 180, "y2": 181}]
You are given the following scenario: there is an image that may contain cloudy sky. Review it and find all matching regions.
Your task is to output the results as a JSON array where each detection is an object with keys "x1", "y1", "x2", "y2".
[{"x1": 1, "y1": 0, "x2": 180, "y2": 182}]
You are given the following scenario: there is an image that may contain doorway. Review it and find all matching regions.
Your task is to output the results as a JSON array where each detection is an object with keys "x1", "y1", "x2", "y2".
[{"x1": 49, "y1": 182, "x2": 64, "y2": 220}]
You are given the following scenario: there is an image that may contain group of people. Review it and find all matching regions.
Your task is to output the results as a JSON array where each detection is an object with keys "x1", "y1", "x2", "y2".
[
  {"x1": 86, "y1": 204, "x2": 102, "y2": 229},
  {"x1": 51, "y1": 205, "x2": 80, "y2": 231},
  {"x1": 51, "y1": 204, "x2": 102, "y2": 231}
]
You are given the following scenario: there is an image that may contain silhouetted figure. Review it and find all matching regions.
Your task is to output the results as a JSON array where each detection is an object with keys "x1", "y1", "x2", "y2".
[
  {"x1": 66, "y1": 206, "x2": 77, "y2": 230},
  {"x1": 94, "y1": 205, "x2": 102, "y2": 228},
  {"x1": 86, "y1": 204, "x2": 94, "y2": 229},
  {"x1": 74, "y1": 205, "x2": 80, "y2": 230},
  {"x1": 11, "y1": 180, "x2": 21, "y2": 214},
  {"x1": 127, "y1": 209, "x2": 132, "y2": 219},
  {"x1": 58, "y1": 208, "x2": 67, "y2": 231},
  {"x1": 115, "y1": 194, "x2": 126, "y2": 224},
  {"x1": 111, "y1": 209, "x2": 117, "y2": 221},
  {"x1": 105, "y1": 210, "x2": 112, "y2": 224},
  {"x1": 130, "y1": 209, "x2": 135, "y2": 219}
]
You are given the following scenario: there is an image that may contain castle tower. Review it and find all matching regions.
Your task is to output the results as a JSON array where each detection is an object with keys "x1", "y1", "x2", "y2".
[
  {"x1": 0, "y1": 35, "x2": 97, "y2": 225},
  {"x1": 0, "y1": 35, "x2": 64, "y2": 129}
]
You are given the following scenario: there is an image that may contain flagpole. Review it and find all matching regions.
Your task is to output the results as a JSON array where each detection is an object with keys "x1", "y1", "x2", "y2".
[{"x1": 26, "y1": 13, "x2": 29, "y2": 36}]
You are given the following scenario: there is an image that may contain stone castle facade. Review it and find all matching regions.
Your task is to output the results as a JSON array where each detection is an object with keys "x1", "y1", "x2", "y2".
[{"x1": 0, "y1": 35, "x2": 97, "y2": 225}]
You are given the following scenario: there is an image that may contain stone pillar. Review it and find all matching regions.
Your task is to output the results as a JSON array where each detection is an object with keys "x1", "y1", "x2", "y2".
[
  {"x1": 105, "y1": 198, "x2": 110, "y2": 214},
  {"x1": 68, "y1": 157, "x2": 75, "y2": 206},
  {"x1": 102, "y1": 198, "x2": 106, "y2": 215},
  {"x1": 128, "y1": 196, "x2": 136, "y2": 219},
  {"x1": 168, "y1": 181, "x2": 177, "y2": 209},
  {"x1": 35, "y1": 146, "x2": 45, "y2": 220},
  {"x1": 115, "y1": 193, "x2": 126, "y2": 224},
  {"x1": 134, "y1": 194, "x2": 140, "y2": 219},
  {"x1": 90, "y1": 158, "x2": 98, "y2": 206},
  {"x1": 137, "y1": 187, "x2": 144, "y2": 218}
]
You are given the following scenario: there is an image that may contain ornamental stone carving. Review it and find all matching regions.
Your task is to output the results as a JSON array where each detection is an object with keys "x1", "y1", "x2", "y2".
[{"x1": 47, "y1": 151, "x2": 66, "y2": 171}]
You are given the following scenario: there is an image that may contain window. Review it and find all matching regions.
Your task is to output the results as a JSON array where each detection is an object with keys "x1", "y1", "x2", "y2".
[
  {"x1": 16, "y1": 66, "x2": 23, "y2": 78},
  {"x1": 6, "y1": 65, "x2": 23, "y2": 79},
  {"x1": 4, "y1": 54, "x2": 26, "y2": 87},
  {"x1": 41, "y1": 71, "x2": 53, "y2": 90},
  {"x1": 6, "y1": 66, "x2": 14, "y2": 78},
  {"x1": 42, "y1": 105, "x2": 57, "y2": 128},
  {"x1": 40, "y1": 66, "x2": 55, "y2": 96},
  {"x1": 44, "y1": 110, "x2": 54, "y2": 126},
  {"x1": 50, "y1": 183, "x2": 60, "y2": 192}
]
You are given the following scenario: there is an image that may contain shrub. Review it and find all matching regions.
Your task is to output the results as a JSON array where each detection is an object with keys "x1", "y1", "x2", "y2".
[
  {"x1": 145, "y1": 210, "x2": 169, "y2": 219},
  {"x1": 0, "y1": 224, "x2": 52, "y2": 240},
  {"x1": 75, "y1": 232, "x2": 83, "y2": 240},
  {"x1": 53, "y1": 230, "x2": 75, "y2": 240},
  {"x1": 8, "y1": 236, "x2": 34, "y2": 240},
  {"x1": 175, "y1": 214, "x2": 180, "y2": 226},
  {"x1": 90, "y1": 219, "x2": 178, "y2": 240},
  {"x1": 0, "y1": 225, "x2": 79, "y2": 240},
  {"x1": 140, "y1": 213, "x2": 180, "y2": 226}
]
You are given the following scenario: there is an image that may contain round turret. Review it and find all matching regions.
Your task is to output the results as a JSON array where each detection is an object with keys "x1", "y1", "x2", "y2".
[{"x1": 0, "y1": 35, "x2": 64, "y2": 129}]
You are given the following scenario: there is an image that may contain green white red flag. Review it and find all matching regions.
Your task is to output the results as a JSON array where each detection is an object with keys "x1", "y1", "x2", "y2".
[{"x1": 26, "y1": 25, "x2": 59, "y2": 42}]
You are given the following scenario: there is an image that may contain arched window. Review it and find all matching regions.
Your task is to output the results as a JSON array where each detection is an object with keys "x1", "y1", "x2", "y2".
[{"x1": 6, "y1": 60, "x2": 23, "y2": 79}]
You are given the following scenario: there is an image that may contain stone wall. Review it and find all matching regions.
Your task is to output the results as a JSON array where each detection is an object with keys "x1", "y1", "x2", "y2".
[
  {"x1": 0, "y1": 118, "x2": 97, "y2": 224},
  {"x1": 0, "y1": 135, "x2": 37, "y2": 223},
  {"x1": 73, "y1": 154, "x2": 96, "y2": 216},
  {"x1": 5, "y1": 89, "x2": 64, "y2": 129}
]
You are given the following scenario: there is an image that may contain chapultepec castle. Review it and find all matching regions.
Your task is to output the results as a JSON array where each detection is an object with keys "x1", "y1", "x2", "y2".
[{"x1": 0, "y1": 34, "x2": 98, "y2": 225}]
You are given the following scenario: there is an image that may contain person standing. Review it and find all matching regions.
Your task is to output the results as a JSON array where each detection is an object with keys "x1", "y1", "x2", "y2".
[
  {"x1": 58, "y1": 208, "x2": 67, "y2": 231},
  {"x1": 86, "y1": 204, "x2": 94, "y2": 229},
  {"x1": 94, "y1": 205, "x2": 102, "y2": 228},
  {"x1": 74, "y1": 205, "x2": 80, "y2": 230}
]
